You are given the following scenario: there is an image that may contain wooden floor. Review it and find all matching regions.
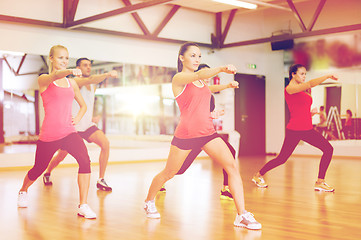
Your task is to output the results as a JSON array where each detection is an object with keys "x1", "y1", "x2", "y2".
[{"x1": 1, "y1": 155, "x2": 361, "y2": 240}]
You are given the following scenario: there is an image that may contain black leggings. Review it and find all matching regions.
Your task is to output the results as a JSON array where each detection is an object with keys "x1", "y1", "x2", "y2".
[
  {"x1": 259, "y1": 129, "x2": 333, "y2": 179},
  {"x1": 27, "y1": 133, "x2": 91, "y2": 181},
  {"x1": 176, "y1": 138, "x2": 236, "y2": 186}
]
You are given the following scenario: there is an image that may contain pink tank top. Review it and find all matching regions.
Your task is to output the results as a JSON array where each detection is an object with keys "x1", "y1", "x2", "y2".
[
  {"x1": 39, "y1": 79, "x2": 76, "y2": 141},
  {"x1": 174, "y1": 81, "x2": 216, "y2": 138},
  {"x1": 285, "y1": 88, "x2": 313, "y2": 131}
]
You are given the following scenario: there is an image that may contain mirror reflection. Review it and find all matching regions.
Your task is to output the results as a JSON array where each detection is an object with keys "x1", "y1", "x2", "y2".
[{"x1": 0, "y1": 51, "x2": 178, "y2": 146}]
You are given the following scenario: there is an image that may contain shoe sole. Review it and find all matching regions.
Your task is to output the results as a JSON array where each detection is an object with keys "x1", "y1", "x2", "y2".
[
  {"x1": 146, "y1": 213, "x2": 161, "y2": 219},
  {"x1": 234, "y1": 223, "x2": 262, "y2": 230},
  {"x1": 314, "y1": 187, "x2": 335, "y2": 192},
  {"x1": 96, "y1": 184, "x2": 112, "y2": 191},
  {"x1": 251, "y1": 179, "x2": 268, "y2": 188},
  {"x1": 220, "y1": 195, "x2": 233, "y2": 200},
  {"x1": 78, "y1": 213, "x2": 96, "y2": 219}
]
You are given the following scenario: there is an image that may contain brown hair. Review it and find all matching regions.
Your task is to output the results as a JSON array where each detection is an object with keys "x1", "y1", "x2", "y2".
[
  {"x1": 48, "y1": 45, "x2": 68, "y2": 73},
  {"x1": 177, "y1": 42, "x2": 199, "y2": 72}
]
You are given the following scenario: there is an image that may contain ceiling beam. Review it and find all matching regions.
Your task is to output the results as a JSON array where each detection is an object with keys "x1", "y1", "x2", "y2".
[
  {"x1": 73, "y1": 26, "x2": 212, "y2": 48},
  {"x1": 16, "y1": 54, "x2": 27, "y2": 74},
  {"x1": 66, "y1": 0, "x2": 174, "y2": 28},
  {"x1": 222, "y1": 23, "x2": 361, "y2": 48},
  {"x1": 286, "y1": 0, "x2": 307, "y2": 32},
  {"x1": 63, "y1": 0, "x2": 69, "y2": 26},
  {"x1": 0, "y1": 14, "x2": 63, "y2": 28},
  {"x1": 307, "y1": 0, "x2": 326, "y2": 31},
  {"x1": 221, "y1": 9, "x2": 237, "y2": 46},
  {"x1": 152, "y1": 5, "x2": 180, "y2": 37},
  {"x1": 69, "y1": 0, "x2": 80, "y2": 22},
  {"x1": 122, "y1": 0, "x2": 150, "y2": 35}
]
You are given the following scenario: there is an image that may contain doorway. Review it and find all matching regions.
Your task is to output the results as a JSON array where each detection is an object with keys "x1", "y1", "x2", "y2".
[{"x1": 234, "y1": 73, "x2": 265, "y2": 155}]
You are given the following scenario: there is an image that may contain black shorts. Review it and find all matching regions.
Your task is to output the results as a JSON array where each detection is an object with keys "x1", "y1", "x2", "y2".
[
  {"x1": 78, "y1": 126, "x2": 99, "y2": 143},
  {"x1": 171, "y1": 132, "x2": 220, "y2": 150}
]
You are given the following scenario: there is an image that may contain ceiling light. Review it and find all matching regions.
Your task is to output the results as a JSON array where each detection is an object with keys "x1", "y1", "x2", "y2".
[{"x1": 213, "y1": 0, "x2": 257, "y2": 10}]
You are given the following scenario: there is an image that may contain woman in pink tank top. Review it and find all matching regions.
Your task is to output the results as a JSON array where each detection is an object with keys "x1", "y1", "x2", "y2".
[
  {"x1": 252, "y1": 64, "x2": 338, "y2": 192},
  {"x1": 17, "y1": 45, "x2": 96, "y2": 219},
  {"x1": 144, "y1": 42, "x2": 261, "y2": 230}
]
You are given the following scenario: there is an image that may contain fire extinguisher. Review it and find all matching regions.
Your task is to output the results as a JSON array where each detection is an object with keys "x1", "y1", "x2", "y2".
[{"x1": 213, "y1": 75, "x2": 220, "y2": 85}]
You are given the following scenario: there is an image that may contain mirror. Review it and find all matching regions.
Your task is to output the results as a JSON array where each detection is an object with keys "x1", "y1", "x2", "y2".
[{"x1": 0, "y1": 51, "x2": 178, "y2": 147}]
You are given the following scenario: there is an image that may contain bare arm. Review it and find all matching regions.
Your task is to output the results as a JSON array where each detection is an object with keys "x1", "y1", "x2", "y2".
[
  {"x1": 208, "y1": 81, "x2": 239, "y2": 93},
  {"x1": 286, "y1": 74, "x2": 338, "y2": 94},
  {"x1": 172, "y1": 65, "x2": 236, "y2": 86},
  {"x1": 74, "y1": 70, "x2": 118, "y2": 88},
  {"x1": 38, "y1": 69, "x2": 82, "y2": 92},
  {"x1": 70, "y1": 78, "x2": 87, "y2": 125}
]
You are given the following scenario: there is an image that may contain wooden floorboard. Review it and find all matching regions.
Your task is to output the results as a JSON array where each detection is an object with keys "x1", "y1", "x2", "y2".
[{"x1": 0, "y1": 155, "x2": 360, "y2": 240}]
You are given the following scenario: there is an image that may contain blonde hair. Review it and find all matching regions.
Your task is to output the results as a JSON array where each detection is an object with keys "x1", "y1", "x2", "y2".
[{"x1": 48, "y1": 45, "x2": 68, "y2": 73}]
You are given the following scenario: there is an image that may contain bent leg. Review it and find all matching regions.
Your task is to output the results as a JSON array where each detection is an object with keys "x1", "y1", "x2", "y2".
[
  {"x1": 301, "y1": 129, "x2": 334, "y2": 179},
  {"x1": 45, "y1": 149, "x2": 68, "y2": 174},
  {"x1": 259, "y1": 130, "x2": 301, "y2": 176},
  {"x1": 202, "y1": 137, "x2": 245, "y2": 214},
  {"x1": 88, "y1": 130, "x2": 110, "y2": 179},
  {"x1": 222, "y1": 140, "x2": 236, "y2": 186},
  {"x1": 63, "y1": 133, "x2": 91, "y2": 204},
  {"x1": 176, "y1": 148, "x2": 202, "y2": 175},
  {"x1": 21, "y1": 141, "x2": 59, "y2": 191},
  {"x1": 146, "y1": 145, "x2": 191, "y2": 201}
]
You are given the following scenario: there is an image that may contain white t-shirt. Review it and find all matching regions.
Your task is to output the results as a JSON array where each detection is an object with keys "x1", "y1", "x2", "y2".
[{"x1": 72, "y1": 84, "x2": 96, "y2": 132}]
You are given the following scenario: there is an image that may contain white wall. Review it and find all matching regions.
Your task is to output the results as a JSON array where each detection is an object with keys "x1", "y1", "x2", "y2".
[{"x1": 1, "y1": 0, "x2": 361, "y2": 157}]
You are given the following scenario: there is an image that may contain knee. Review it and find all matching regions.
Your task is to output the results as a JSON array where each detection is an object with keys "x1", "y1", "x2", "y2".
[
  {"x1": 28, "y1": 165, "x2": 47, "y2": 181},
  {"x1": 78, "y1": 157, "x2": 91, "y2": 174},
  {"x1": 324, "y1": 144, "x2": 334, "y2": 155},
  {"x1": 162, "y1": 169, "x2": 177, "y2": 181},
  {"x1": 100, "y1": 138, "x2": 110, "y2": 151},
  {"x1": 223, "y1": 161, "x2": 238, "y2": 176}
]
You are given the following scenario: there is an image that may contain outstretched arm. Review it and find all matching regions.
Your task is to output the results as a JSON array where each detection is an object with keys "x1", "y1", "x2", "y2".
[
  {"x1": 70, "y1": 78, "x2": 87, "y2": 125},
  {"x1": 208, "y1": 81, "x2": 239, "y2": 93},
  {"x1": 286, "y1": 74, "x2": 338, "y2": 94},
  {"x1": 172, "y1": 65, "x2": 236, "y2": 86},
  {"x1": 38, "y1": 69, "x2": 82, "y2": 92},
  {"x1": 74, "y1": 70, "x2": 118, "y2": 88}
]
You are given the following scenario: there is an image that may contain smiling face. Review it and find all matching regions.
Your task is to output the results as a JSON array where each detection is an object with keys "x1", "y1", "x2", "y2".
[
  {"x1": 49, "y1": 46, "x2": 69, "y2": 72},
  {"x1": 292, "y1": 66, "x2": 307, "y2": 83},
  {"x1": 179, "y1": 45, "x2": 201, "y2": 72}
]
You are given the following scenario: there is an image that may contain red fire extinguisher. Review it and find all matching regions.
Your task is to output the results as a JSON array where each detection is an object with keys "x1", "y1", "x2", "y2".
[{"x1": 213, "y1": 75, "x2": 220, "y2": 85}]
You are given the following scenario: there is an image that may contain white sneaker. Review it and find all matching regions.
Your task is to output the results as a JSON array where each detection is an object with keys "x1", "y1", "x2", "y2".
[
  {"x1": 78, "y1": 204, "x2": 97, "y2": 219},
  {"x1": 144, "y1": 200, "x2": 160, "y2": 219},
  {"x1": 17, "y1": 191, "x2": 28, "y2": 208},
  {"x1": 234, "y1": 210, "x2": 262, "y2": 230}
]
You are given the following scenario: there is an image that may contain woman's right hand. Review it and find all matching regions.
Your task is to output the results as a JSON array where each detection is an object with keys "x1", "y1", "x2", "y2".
[
  {"x1": 72, "y1": 69, "x2": 82, "y2": 77},
  {"x1": 221, "y1": 64, "x2": 237, "y2": 74}
]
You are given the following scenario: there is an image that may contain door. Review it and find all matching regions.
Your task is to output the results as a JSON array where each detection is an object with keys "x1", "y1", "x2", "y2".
[{"x1": 235, "y1": 73, "x2": 265, "y2": 155}]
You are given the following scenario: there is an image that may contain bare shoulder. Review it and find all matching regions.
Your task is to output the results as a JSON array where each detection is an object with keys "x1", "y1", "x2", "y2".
[{"x1": 38, "y1": 73, "x2": 49, "y2": 81}]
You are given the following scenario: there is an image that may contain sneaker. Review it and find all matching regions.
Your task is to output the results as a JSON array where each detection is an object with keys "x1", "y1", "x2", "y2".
[
  {"x1": 78, "y1": 204, "x2": 97, "y2": 219},
  {"x1": 43, "y1": 173, "x2": 53, "y2": 186},
  {"x1": 159, "y1": 185, "x2": 166, "y2": 192},
  {"x1": 17, "y1": 191, "x2": 28, "y2": 208},
  {"x1": 220, "y1": 186, "x2": 233, "y2": 200},
  {"x1": 252, "y1": 175, "x2": 268, "y2": 188},
  {"x1": 144, "y1": 200, "x2": 160, "y2": 219},
  {"x1": 96, "y1": 179, "x2": 112, "y2": 191},
  {"x1": 314, "y1": 181, "x2": 335, "y2": 192},
  {"x1": 234, "y1": 210, "x2": 262, "y2": 230}
]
